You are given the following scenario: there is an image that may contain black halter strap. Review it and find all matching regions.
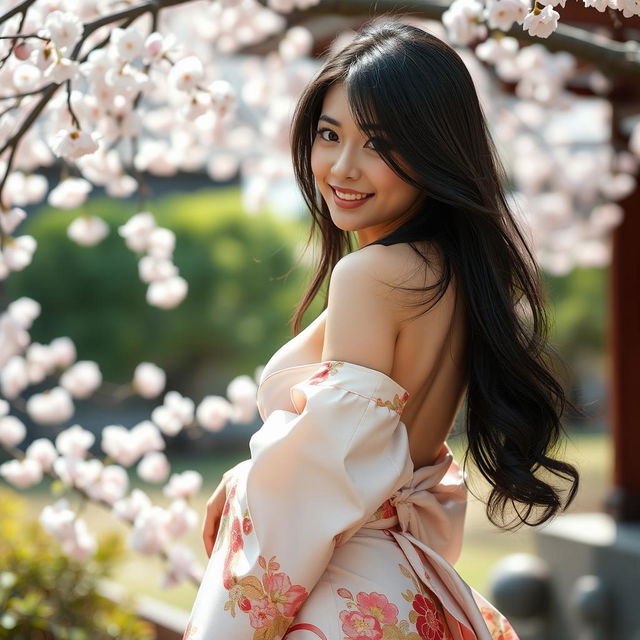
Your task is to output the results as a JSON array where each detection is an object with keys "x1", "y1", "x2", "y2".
[{"x1": 365, "y1": 213, "x2": 432, "y2": 247}]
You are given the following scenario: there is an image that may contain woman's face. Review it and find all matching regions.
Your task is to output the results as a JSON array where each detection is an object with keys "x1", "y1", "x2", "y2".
[{"x1": 310, "y1": 82, "x2": 424, "y2": 246}]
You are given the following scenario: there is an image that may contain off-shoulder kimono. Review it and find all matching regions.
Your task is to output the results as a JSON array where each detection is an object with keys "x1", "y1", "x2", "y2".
[{"x1": 184, "y1": 360, "x2": 518, "y2": 640}]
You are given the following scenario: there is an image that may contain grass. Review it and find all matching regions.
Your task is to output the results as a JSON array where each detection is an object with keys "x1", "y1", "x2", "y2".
[{"x1": 13, "y1": 432, "x2": 610, "y2": 612}]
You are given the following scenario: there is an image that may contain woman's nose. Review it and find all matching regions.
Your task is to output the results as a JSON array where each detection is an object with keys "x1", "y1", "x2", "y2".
[{"x1": 331, "y1": 147, "x2": 361, "y2": 181}]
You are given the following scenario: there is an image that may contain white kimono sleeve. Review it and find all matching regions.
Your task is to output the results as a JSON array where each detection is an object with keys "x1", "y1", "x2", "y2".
[{"x1": 184, "y1": 360, "x2": 414, "y2": 640}]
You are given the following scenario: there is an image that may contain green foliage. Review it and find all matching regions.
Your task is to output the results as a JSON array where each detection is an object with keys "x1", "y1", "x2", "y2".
[
  {"x1": 7, "y1": 188, "x2": 317, "y2": 392},
  {"x1": 543, "y1": 267, "x2": 607, "y2": 359},
  {"x1": 0, "y1": 488, "x2": 155, "y2": 640}
]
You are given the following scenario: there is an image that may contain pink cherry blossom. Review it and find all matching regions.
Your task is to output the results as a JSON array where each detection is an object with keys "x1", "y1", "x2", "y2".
[
  {"x1": 0, "y1": 415, "x2": 26, "y2": 447},
  {"x1": 169, "y1": 56, "x2": 204, "y2": 92},
  {"x1": 25, "y1": 438, "x2": 58, "y2": 471},
  {"x1": 130, "y1": 505, "x2": 170, "y2": 554},
  {"x1": 1, "y1": 355, "x2": 29, "y2": 399},
  {"x1": 163, "y1": 470, "x2": 202, "y2": 499},
  {"x1": 0, "y1": 458, "x2": 43, "y2": 488},
  {"x1": 137, "y1": 451, "x2": 170, "y2": 483},
  {"x1": 55, "y1": 424, "x2": 95, "y2": 458},
  {"x1": 138, "y1": 256, "x2": 178, "y2": 283},
  {"x1": 196, "y1": 395, "x2": 233, "y2": 432},
  {"x1": 144, "y1": 32, "x2": 164, "y2": 61},
  {"x1": 2, "y1": 235, "x2": 37, "y2": 271},
  {"x1": 0, "y1": 206, "x2": 26, "y2": 234},
  {"x1": 62, "y1": 518, "x2": 97, "y2": 561},
  {"x1": 8, "y1": 297, "x2": 40, "y2": 329},
  {"x1": 49, "y1": 336, "x2": 77, "y2": 368},
  {"x1": 279, "y1": 26, "x2": 313, "y2": 60},
  {"x1": 118, "y1": 211, "x2": 157, "y2": 252},
  {"x1": 60, "y1": 360, "x2": 102, "y2": 399},
  {"x1": 146, "y1": 227, "x2": 176, "y2": 258},
  {"x1": 442, "y1": 0, "x2": 487, "y2": 46},
  {"x1": 12, "y1": 63, "x2": 41, "y2": 92},
  {"x1": 54, "y1": 457, "x2": 102, "y2": 489},
  {"x1": 41, "y1": 11, "x2": 83, "y2": 52},
  {"x1": 101, "y1": 424, "x2": 144, "y2": 466},
  {"x1": 88, "y1": 464, "x2": 129, "y2": 504},
  {"x1": 133, "y1": 362, "x2": 166, "y2": 399},
  {"x1": 523, "y1": 5, "x2": 560, "y2": 38},
  {"x1": 146, "y1": 274, "x2": 188, "y2": 309},
  {"x1": 162, "y1": 544, "x2": 204, "y2": 587},
  {"x1": 26, "y1": 342, "x2": 56, "y2": 384},
  {"x1": 112, "y1": 488, "x2": 152, "y2": 522},
  {"x1": 67, "y1": 215, "x2": 109, "y2": 246},
  {"x1": 111, "y1": 26, "x2": 145, "y2": 61},
  {"x1": 131, "y1": 420, "x2": 165, "y2": 454},
  {"x1": 48, "y1": 178, "x2": 92, "y2": 209},
  {"x1": 152, "y1": 391, "x2": 194, "y2": 436},
  {"x1": 486, "y1": 0, "x2": 530, "y2": 30},
  {"x1": 165, "y1": 498, "x2": 198, "y2": 538}
]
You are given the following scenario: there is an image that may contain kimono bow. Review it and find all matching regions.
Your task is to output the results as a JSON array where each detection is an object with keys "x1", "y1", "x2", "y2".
[{"x1": 389, "y1": 445, "x2": 468, "y2": 565}]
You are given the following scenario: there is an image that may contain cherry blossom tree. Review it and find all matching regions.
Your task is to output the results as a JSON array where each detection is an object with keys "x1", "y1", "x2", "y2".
[{"x1": 0, "y1": 0, "x2": 639, "y2": 589}]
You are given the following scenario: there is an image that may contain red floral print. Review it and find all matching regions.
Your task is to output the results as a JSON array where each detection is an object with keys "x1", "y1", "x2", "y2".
[
  {"x1": 370, "y1": 498, "x2": 397, "y2": 522},
  {"x1": 413, "y1": 594, "x2": 446, "y2": 640},
  {"x1": 308, "y1": 361, "x2": 344, "y2": 385},
  {"x1": 262, "y1": 571, "x2": 309, "y2": 617},
  {"x1": 481, "y1": 606, "x2": 518, "y2": 640},
  {"x1": 230, "y1": 516, "x2": 244, "y2": 552},
  {"x1": 218, "y1": 483, "x2": 310, "y2": 640},
  {"x1": 339, "y1": 609, "x2": 383, "y2": 640},
  {"x1": 248, "y1": 597, "x2": 278, "y2": 628},
  {"x1": 356, "y1": 591, "x2": 399, "y2": 625}
]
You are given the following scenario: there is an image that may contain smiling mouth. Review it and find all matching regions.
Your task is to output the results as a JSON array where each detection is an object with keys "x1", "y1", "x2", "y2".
[{"x1": 331, "y1": 187, "x2": 374, "y2": 201}]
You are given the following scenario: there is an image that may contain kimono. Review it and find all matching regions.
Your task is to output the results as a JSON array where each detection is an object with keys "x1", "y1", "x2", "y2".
[{"x1": 184, "y1": 360, "x2": 518, "y2": 640}]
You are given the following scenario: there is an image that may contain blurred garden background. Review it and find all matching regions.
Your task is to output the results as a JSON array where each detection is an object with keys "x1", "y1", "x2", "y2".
[{"x1": 1, "y1": 183, "x2": 611, "y2": 607}]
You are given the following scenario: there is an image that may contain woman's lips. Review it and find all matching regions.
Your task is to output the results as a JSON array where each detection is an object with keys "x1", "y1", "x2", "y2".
[{"x1": 330, "y1": 186, "x2": 374, "y2": 209}]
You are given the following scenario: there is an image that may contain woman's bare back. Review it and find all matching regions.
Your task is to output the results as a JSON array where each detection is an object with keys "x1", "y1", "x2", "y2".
[{"x1": 261, "y1": 240, "x2": 468, "y2": 469}]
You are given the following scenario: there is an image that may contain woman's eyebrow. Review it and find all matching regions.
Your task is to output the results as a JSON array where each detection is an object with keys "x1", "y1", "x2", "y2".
[
  {"x1": 318, "y1": 115, "x2": 340, "y2": 126},
  {"x1": 318, "y1": 114, "x2": 384, "y2": 132}
]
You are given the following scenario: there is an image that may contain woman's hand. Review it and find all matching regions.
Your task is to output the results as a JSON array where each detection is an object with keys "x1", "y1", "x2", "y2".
[{"x1": 202, "y1": 472, "x2": 231, "y2": 558}]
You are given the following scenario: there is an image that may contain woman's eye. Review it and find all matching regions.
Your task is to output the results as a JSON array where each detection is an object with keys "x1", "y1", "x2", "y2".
[
  {"x1": 365, "y1": 137, "x2": 385, "y2": 151},
  {"x1": 316, "y1": 128, "x2": 338, "y2": 142}
]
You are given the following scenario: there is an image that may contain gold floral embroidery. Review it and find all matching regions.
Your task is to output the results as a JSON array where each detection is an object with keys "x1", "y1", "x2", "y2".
[
  {"x1": 370, "y1": 498, "x2": 397, "y2": 522},
  {"x1": 375, "y1": 391, "x2": 410, "y2": 415}
]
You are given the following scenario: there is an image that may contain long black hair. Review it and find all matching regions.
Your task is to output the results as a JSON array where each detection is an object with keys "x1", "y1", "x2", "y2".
[{"x1": 289, "y1": 21, "x2": 579, "y2": 529}]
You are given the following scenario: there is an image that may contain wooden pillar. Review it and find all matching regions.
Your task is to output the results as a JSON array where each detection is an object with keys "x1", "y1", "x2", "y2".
[{"x1": 605, "y1": 92, "x2": 640, "y2": 521}]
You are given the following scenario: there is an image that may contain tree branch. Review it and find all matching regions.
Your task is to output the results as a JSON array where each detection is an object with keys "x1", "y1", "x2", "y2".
[{"x1": 251, "y1": 0, "x2": 640, "y2": 77}]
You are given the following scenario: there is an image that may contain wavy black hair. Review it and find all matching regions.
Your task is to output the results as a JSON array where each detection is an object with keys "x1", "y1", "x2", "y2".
[{"x1": 288, "y1": 21, "x2": 579, "y2": 529}]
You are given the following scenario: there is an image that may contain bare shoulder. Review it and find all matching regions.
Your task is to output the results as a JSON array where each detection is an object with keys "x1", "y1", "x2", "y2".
[
  {"x1": 321, "y1": 241, "x2": 445, "y2": 375},
  {"x1": 334, "y1": 241, "x2": 446, "y2": 317}
]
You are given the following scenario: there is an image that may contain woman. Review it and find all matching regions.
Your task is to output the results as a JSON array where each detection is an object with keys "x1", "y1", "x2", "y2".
[{"x1": 184, "y1": 21, "x2": 579, "y2": 640}]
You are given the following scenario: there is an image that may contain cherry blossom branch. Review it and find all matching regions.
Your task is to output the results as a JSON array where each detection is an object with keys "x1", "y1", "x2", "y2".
[
  {"x1": 253, "y1": 0, "x2": 640, "y2": 76},
  {"x1": 0, "y1": 438, "x2": 201, "y2": 586},
  {"x1": 0, "y1": 33, "x2": 48, "y2": 40},
  {"x1": 0, "y1": 7, "x2": 28, "y2": 68},
  {"x1": 0, "y1": 84, "x2": 54, "y2": 100},
  {"x1": 0, "y1": 0, "x2": 37, "y2": 28}
]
